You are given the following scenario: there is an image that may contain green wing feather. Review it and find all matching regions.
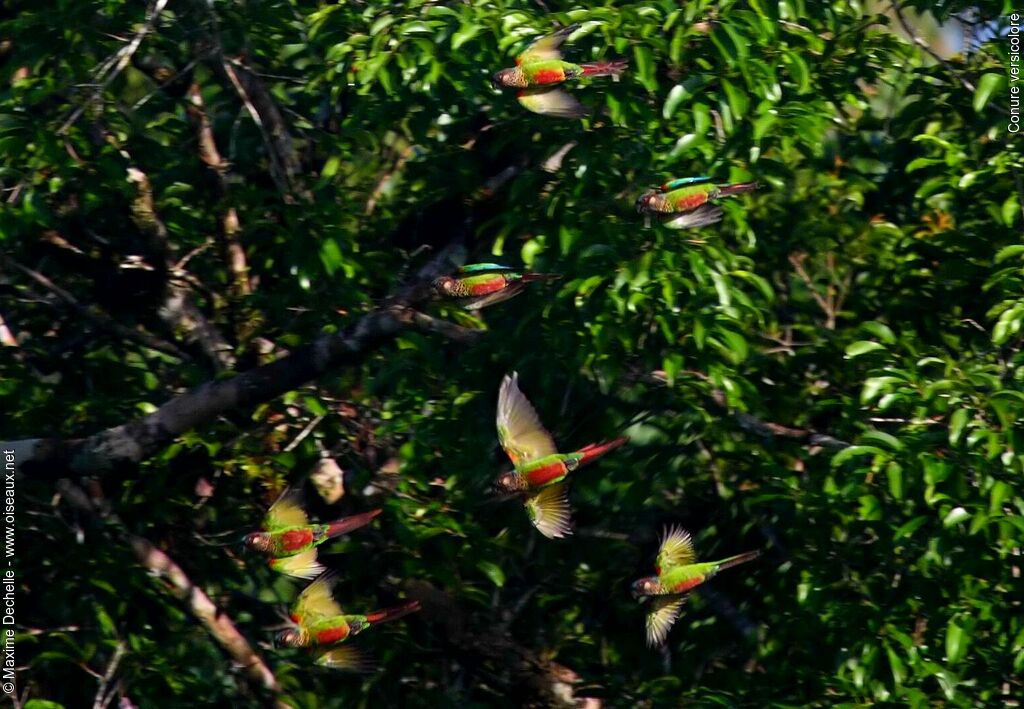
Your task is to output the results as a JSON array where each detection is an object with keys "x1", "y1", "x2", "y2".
[
  {"x1": 459, "y1": 263, "x2": 514, "y2": 274},
  {"x1": 656, "y1": 526, "x2": 696, "y2": 574},
  {"x1": 645, "y1": 595, "x2": 687, "y2": 646},
  {"x1": 293, "y1": 572, "x2": 345, "y2": 623},
  {"x1": 518, "y1": 24, "x2": 580, "y2": 64},
  {"x1": 524, "y1": 483, "x2": 573, "y2": 539},
  {"x1": 659, "y1": 176, "x2": 712, "y2": 191},
  {"x1": 497, "y1": 372, "x2": 559, "y2": 466},
  {"x1": 264, "y1": 488, "x2": 309, "y2": 531}
]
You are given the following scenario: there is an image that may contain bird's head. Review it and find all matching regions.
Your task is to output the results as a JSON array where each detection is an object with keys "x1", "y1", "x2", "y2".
[
  {"x1": 432, "y1": 276, "x2": 456, "y2": 295},
  {"x1": 243, "y1": 532, "x2": 271, "y2": 552},
  {"x1": 275, "y1": 627, "x2": 308, "y2": 648},
  {"x1": 634, "y1": 190, "x2": 657, "y2": 214},
  {"x1": 631, "y1": 577, "x2": 660, "y2": 600},
  {"x1": 492, "y1": 471, "x2": 523, "y2": 495},
  {"x1": 491, "y1": 68, "x2": 516, "y2": 89}
]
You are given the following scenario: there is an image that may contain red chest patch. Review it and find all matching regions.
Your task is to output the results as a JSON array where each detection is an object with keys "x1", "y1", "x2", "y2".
[
  {"x1": 281, "y1": 528, "x2": 314, "y2": 551},
  {"x1": 315, "y1": 625, "x2": 350, "y2": 645},
  {"x1": 673, "y1": 193, "x2": 708, "y2": 212},
  {"x1": 468, "y1": 277, "x2": 506, "y2": 296},
  {"x1": 531, "y1": 68, "x2": 566, "y2": 85},
  {"x1": 672, "y1": 576, "x2": 704, "y2": 594},
  {"x1": 526, "y1": 461, "x2": 566, "y2": 488}
]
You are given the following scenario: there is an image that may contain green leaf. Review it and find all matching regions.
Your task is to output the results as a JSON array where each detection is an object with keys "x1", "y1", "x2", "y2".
[
  {"x1": 946, "y1": 616, "x2": 969, "y2": 664},
  {"x1": 845, "y1": 341, "x2": 886, "y2": 358},
  {"x1": 948, "y1": 409, "x2": 969, "y2": 445},
  {"x1": 973, "y1": 73, "x2": 1004, "y2": 113},
  {"x1": 477, "y1": 560, "x2": 505, "y2": 588},
  {"x1": 943, "y1": 506, "x2": 970, "y2": 527}
]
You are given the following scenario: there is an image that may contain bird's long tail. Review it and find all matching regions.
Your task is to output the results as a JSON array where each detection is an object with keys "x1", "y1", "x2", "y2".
[
  {"x1": 326, "y1": 508, "x2": 382, "y2": 538},
  {"x1": 365, "y1": 600, "x2": 422, "y2": 626},
  {"x1": 519, "y1": 273, "x2": 562, "y2": 283},
  {"x1": 713, "y1": 550, "x2": 762, "y2": 574},
  {"x1": 581, "y1": 59, "x2": 629, "y2": 77},
  {"x1": 717, "y1": 181, "x2": 760, "y2": 198},
  {"x1": 578, "y1": 436, "x2": 629, "y2": 465}
]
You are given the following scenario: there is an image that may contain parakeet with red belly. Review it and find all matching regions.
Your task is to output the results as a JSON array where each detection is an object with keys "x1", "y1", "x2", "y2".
[
  {"x1": 635, "y1": 177, "x2": 760, "y2": 230},
  {"x1": 631, "y1": 526, "x2": 761, "y2": 646},
  {"x1": 244, "y1": 488, "x2": 381, "y2": 580},
  {"x1": 492, "y1": 372, "x2": 627, "y2": 538},
  {"x1": 276, "y1": 572, "x2": 420, "y2": 671},
  {"x1": 492, "y1": 24, "x2": 628, "y2": 118},
  {"x1": 433, "y1": 263, "x2": 561, "y2": 310}
]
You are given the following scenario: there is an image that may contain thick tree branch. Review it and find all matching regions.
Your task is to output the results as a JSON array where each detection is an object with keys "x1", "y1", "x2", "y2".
[{"x1": 56, "y1": 481, "x2": 285, "y2": 705}]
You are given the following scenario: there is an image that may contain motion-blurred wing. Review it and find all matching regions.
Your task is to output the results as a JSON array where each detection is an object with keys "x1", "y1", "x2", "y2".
[
  {"x1": 462, "y1": 283, "x2": 525, "y2": 311},
  {"x1": 271, "y1": 548, "x2": 324, "y2": 581},
  {"x1": 264, "y1": 488, "x2": 309, "y2": 531},
  {"x1": 497, "y1": 372, "x2": 558, "y2": 466},
  {"x1": 292, "y1": 571, "x2": 344, "y2": 623},
  {"x1": 645, "y1": 596, "x2": 687, "y2": 647},
  {"x1": 459, "y1": 263, "x2": 514, "y2": 274},
  {"x1": 662, "y1": 204, "x2": 723, "y2": 230},
  {"x1": 524, "y1": 483, "x2": 573, "y2": 539},
  {"x1": 517, "y1": 87, "x2": 589, "y2": 119},
  {"x1": 517, "y1": 24, "x2": 580, "y2": 64},
  {"x1": 655, "y1": 526, "x2": 696, "y2": 574},
  {"x1": 315, "y1": 645, "x2": 373, "y2": 672}
]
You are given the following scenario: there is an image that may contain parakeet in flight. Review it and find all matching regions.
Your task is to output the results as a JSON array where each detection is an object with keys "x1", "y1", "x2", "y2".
[
  {"x1": 635, "y1": 177, "x2": 760, "y2": 230},
  {"x1": 277, "y1": 571, "x2": 421, "y2": 671},
  {"x1": 493, "y1": 372, "x2": 628, "y2": 538},
  {"x1": 492, "y1": 24, "x2": 628, "y2": 118},
  {"x1": 631, "y1": 526, "x2": 760, "y2": 646},
  {"x1": 245, "y1": 488, "x2": 381, "y2": 580},
  {"x1": 433, "y1": 263, "x2": 561, "y2": 310}
]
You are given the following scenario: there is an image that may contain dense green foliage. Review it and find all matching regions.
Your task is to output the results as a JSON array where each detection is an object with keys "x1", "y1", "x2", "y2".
[{"x1": 3, "y1": 0, "x2": 1021, "y2": 706}]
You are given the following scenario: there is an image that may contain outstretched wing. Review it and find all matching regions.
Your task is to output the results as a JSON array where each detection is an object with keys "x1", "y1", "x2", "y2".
[
  {"x1": 264, "y1": 488, "x2": 309, "y2": 531},
  {"x1": 518, "y1": 24, "x2": 580, "y2": 64},
  {"x1": 271, "y1": 548, "x2": 324, "y2": 580},
  {"x1": 497, "y1": 372, "x2": 558, "y2": 466},
  {"x1": 645, "y1": 596, "x2": 687, "y2": 647},
  {"x1": 524, "y1": 483, "x2": 573, "y2": 539},
  {"x1": 655, "y1": 526, "x2": 696, "y2": 575},
  {"x1": 292, "y1": 571, "x2": 344, "y2": 623},
  {"x1": 315, "y1": 645, "x2": 373, "y2": 672},
  {"x1": 517, "y1": 87, "x2": 589, "y2": 119},
  {"x1": 662, "y1": 204, "x2": 723, "y2": 230}
]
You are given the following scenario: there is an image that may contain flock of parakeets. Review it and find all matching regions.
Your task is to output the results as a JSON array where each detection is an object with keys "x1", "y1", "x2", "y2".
[{"x1": 243, "y1": 22, "x2": 764, "y2": 671}]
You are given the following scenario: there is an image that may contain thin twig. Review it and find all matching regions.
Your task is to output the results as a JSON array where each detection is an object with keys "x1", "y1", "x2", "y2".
[{"x1": 58, "y1": 0, "x2": 170, "y2": 135}]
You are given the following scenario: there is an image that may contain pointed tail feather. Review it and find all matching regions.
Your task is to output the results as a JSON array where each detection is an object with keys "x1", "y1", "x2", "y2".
[
  {"x1": 326, "y1": 508, "x2": 382, "y2": 538},
  {"x1": 717, "y1": 181, "x2": 760, "y2": 198},
  {"x1": 519, "y1": 273, "x2": 562, "y2": 283},
  {"x1": 714, "y1": 550, "x2": 761, "y2": 574},
  {"x1": 365, "y1": 600, "x2": 421, "y2": 626},
  {"x1": 581, "y1": 59, "x2": 628, "y2": 77},
  {"x1": 577, "y1": 436, "x2": 629, "y2": 465}
]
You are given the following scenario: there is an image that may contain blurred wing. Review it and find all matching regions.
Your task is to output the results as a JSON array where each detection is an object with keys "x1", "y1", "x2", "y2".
[
  {"x1": 645, "y1": 596, "x2": 687, "y2": 647},
  {"x1": 459, "y1": 263, "x2": 513, "y2": 274},
  {"x1": 517, "y1": 87, "x2": 589, "y2": 119},
  {"x1": 497, "y1": 372, "x2": 558, "y2": 466},
  {"x1": 659, "y1": 176, "x2": 712, "y2": 191},
  {"x1": 524, "y1": 483, "x2": 573, "y2": 539},
  {"x1": 293, "y1": 571, "x2": 344, "y2": 622},
  {"x1": 315, "y1": 645, "x2": 374, "y2": 672},
  {"x1": 271, "y1": 548, "x2": 324, "y2": 581},
  {"x1": 662, "y1": 204, "x2": 723, "y2": 230},
  {"x1": 462, "y1": 283, "x2": 525, "y2": 311},
  {"x1": 518, "y1": 24, "x2": 579, "y2": 64},
  {"x1": 265, "y1": 488, "x2": 309, "y2": 531},
  {"x1": 656, "y1": 526, "x2": 696, "y2": 574}
]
